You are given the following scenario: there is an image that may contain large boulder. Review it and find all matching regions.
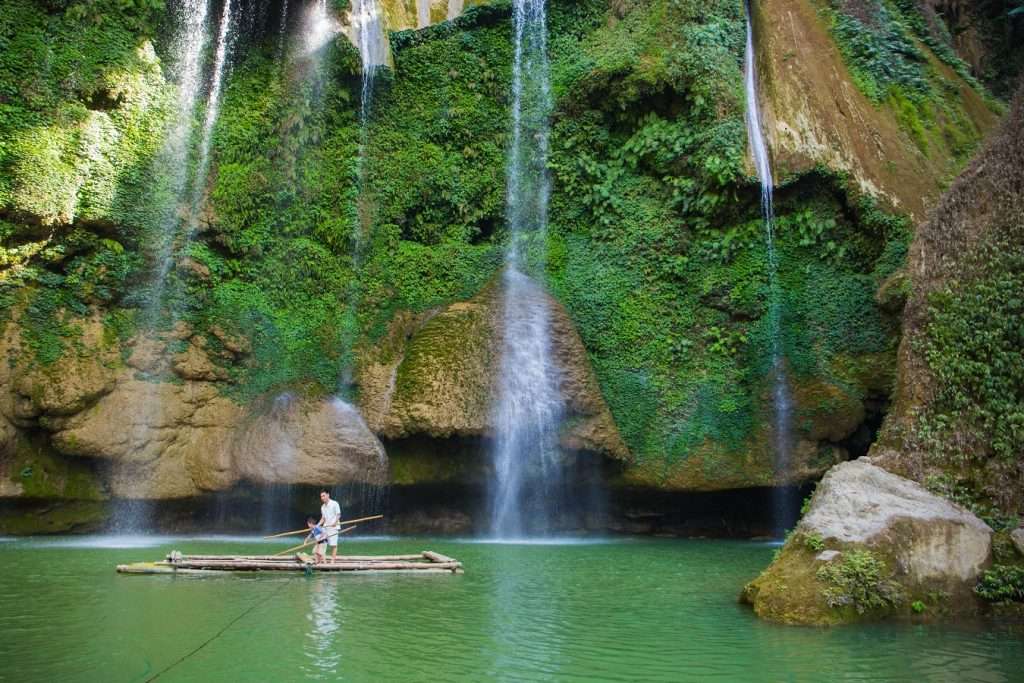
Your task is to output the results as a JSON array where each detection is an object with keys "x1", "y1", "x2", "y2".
[
  {"x1": 742, "y1": 459, "x2": 992, "y2": 624},
  {"x1": 233, "y1": 395, "x2": 387, "y2": 487},
  {"x1": 357, "y1": 274, "x2": 630, "y2": 460}
]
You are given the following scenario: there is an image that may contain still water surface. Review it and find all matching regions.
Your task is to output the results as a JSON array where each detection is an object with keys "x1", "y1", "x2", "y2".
[{"x1": 0, "y1": 537, "x2": 1021, "y2": 682}]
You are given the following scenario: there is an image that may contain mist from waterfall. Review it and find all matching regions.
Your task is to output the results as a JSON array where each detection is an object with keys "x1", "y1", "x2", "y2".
[
  {"x1": 743, "y1": 0, "x2": 794, "y2": 537},
  {"x1": 489, "y1": 0, "x2": 565, "y2": 539}
]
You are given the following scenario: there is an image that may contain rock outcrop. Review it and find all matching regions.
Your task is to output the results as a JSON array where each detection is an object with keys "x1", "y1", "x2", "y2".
[
  {"x1": 357, "y1": 275, "x2": 630, "y2": 460},
  {"x1": 742, "y1": 459, "x2": 992, "y2": 624},
  {"x1": 0, "y1": 317, "x2": 387, "y2": 501},
  {"x1": 756, "y1": 0, "x2": 999, "y2": 220}
]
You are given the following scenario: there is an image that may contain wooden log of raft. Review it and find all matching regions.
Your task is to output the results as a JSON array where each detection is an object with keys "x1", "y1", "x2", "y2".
[
  {"x1": 169, "y1": 553, "x2": 426, "y2": 562},
  {"x1": 169, "y1": 559, "x2": 461, "y2": 571},
  {"x1": 422, "y1": 551, "x2": 457, "y2": 564}
]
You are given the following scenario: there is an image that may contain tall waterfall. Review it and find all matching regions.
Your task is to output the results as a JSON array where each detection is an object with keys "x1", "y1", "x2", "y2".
[
  {"x1": 489, "y1": 0, "x2": 565, "y2": 539},
  {"x1": 743, "y1": 1, "x2": 794, "y2": 536},
  {"x1": 113, "y1": 0, "x2": 238, "y2": 530},
  {"x1": 187, "y1": 0, "x2": 235, "y2": 236}
]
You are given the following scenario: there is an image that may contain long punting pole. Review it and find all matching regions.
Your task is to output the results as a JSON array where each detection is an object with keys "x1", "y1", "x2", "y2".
[
  {"x1": 263, "y1": 514, "x2": 384, "y2": 539},
  {"x1": 274, "y1": 524, "x2": 358, "y2": 557}
]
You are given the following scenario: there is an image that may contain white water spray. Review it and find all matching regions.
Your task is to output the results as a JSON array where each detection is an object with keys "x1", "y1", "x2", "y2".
[
  {"x1": 489, "y1": 0, "x2": 565, "y2": 539},
  {"x1": 743, "y1": 0, "x2": 794, "y2": 536},
  {"x1": 305, "y1": 0, "x2": 342, "y2": 55},
  {"x1": 447, "y1": 0, "x2": 464, "y2": 21},
  {"x1": 187, "y1": 0, "x2": 235, "y2": 229},
  {"x1": 277, "y1": 0, "x2": 290, "y2": 56},
  {"x1": 350, "y1": 0, "x2": 387, "y2": 118},
  {"x1": 417, "y1": 0, "x2": 431, "y2": 28}
]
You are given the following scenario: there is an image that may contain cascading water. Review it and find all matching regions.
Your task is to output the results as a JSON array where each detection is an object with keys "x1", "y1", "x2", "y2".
[
  {"x1": 743, "y1": 0, "x2": 795, "y2": 537},
  {"x1": 304, "y1": 0, "x2": 341, "y2": 55},
  {"x1": 350, "y1": 0, "x2": 387, "y2": 121},
  {"x1": 113, "y1": 0, "x2": 239, "y2": 531},
  {"x1": 447, "y1": 0, "x2": 464, "y2": 21},
  {"x1": 187, "y1": 0, "x2": 236, "y2": 236},
  {"x1": 489, "y1": 0, "x2": 565, "y2": 539},
  {"x1": 277, "y1": 0, "x2": 290, "y2": 56},
  {"x1": 417, "y1": 0, "x2": 431, "y2": 28}
]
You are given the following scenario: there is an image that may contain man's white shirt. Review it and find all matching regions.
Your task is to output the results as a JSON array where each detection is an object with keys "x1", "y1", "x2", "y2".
[{"x1": 321, "y1": 498, "x2": 341, "y2": 529}]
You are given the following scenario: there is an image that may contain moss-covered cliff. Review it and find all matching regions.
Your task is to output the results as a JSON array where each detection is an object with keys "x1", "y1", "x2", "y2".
[{"x1": 0, "y1": 0, "x2": 1018, "y2": 527}]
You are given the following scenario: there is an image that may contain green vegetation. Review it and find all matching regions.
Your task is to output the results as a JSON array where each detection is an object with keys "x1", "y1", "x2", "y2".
[
  {"x1": 975, "y1": 565, "x2": 1024, "y2": 603},
  {"x1": 817, "y1": 549, "x2": 903, "y2": 614},
  {"x1": 820, "y1": 0, "x2": 993, "y2": 159},
  {"x1": 0, "y1": 0, "x2": 924, "y2": 488},
  {"x1": 804, "y1": 532, "x2": 825, "y2": 552},
  {"x1": 923, "y1": 246, "x2": 1024, "y2": 463}
]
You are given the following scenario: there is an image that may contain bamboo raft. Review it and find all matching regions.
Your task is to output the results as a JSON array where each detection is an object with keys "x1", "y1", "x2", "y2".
[{"x1": 116, "y1": 550, "x2": 463, "y2": 575}]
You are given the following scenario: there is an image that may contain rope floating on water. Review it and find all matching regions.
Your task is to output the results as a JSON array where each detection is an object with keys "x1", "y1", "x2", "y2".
[{"x1": 145, "y1": 582, "x2": 287, "y2": 681}]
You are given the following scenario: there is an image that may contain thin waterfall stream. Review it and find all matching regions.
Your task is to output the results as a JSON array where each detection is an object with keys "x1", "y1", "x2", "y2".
[
  {"x1": 743, "y1": 0, "x2": 794, "y2": 537},
  {"x1": 489, "y1": 0, "x2": 565, "y2": 539}
]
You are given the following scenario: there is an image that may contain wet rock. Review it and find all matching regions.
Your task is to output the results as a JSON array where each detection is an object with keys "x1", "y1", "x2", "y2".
[
  {"x1": 172, "y1": 338, "x2": 230, "y2": 382},
  {"x1": 357, "y1": 275, "x2": 630, "y2": 460},
  {"x1": 233, "y1": 396, "x2": 387, "y2": 487},
  {"x1": 743, "y1": 459, "x2": 992, "y2": 625},
  {"x1": 1011, "y1": 528, "x2": 1024, "y2": 558}
]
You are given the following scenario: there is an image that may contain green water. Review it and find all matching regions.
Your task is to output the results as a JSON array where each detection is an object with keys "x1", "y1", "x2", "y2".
[{"x1": 0, "y1": 536, "x2": 1021, "y2": 682}]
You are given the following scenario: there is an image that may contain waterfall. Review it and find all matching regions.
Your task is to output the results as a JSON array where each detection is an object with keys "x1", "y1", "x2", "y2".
[
  {"x1": 489, "y1": 0, "x2": 564, "y2": 539},
  {"x1": 447, "y1": 0, "x2": 463, "y2": 21},
  {"x1": 112, "y1": 0, "x2": 238, "y2": 531},
  {"x1": 743, "y1": 1, "x2": 794, "y2": 536},
  {"x1": 304, "y1": 0, "x2": 341, "y2": 55},
  {"x1": 187, "y1": 0, "x2": 235, "y2": 233},
  {"x1": 261, "y1": 393, "x2": 299, "y2": 533},
  {"x1": 417, "y1": 0, "x2": 430, "y2": 28},
  {"x1": 277, "y1": 0, "x2": 289, "y2": 56},
  {"x1": 351, "y1": 0, "x2": 387, "y2": 120}
]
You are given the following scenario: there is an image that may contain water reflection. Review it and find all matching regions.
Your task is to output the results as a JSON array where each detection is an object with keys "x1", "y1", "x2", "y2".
[
  {"x1": 488, "y1": 545, "x2": 565, "y2": 679},
  {"x1": 303, "y1": 577, "x2": 341, "y2": 679}
]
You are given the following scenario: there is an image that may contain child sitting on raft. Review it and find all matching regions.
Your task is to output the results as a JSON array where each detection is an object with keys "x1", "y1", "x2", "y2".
[{"x1": 305, "y1": 517, "x2": 328, "y2": 564}]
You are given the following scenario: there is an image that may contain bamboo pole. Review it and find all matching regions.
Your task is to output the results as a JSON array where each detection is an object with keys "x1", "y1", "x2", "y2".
[
  {"x1": 273, "y1": 524, "x2": 357, "y2": 556},
  {"x1": 421, "y1": 551, "x2": 457, "y2": 564},
  {"x1": 262, "y1": 515, "x2": 384, "y2": 539},
  {"x1": 170, "y1": 560, "x2": 461, "y2": 571}
]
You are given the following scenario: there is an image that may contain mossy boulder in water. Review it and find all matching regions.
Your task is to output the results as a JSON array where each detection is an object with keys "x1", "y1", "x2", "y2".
[{"x1": 742, "y1": 459, "x2": 992, "y2": 625}]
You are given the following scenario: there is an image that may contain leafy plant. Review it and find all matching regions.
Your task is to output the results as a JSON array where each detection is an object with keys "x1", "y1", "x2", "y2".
[
  {"x1": 804, "y1": 533, "x2": 825, "y2": 552},
  {"x1": 975, "y1": 565, "x2": 1024, "y2": 604},
  {"x1": 817, "y1": 550, "x2": 903, "y2": 614}
]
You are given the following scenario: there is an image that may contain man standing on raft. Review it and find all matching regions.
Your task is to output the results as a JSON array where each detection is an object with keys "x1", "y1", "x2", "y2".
[{"x1": 318, "y1": 489, "x2": 342, "y2": 563}]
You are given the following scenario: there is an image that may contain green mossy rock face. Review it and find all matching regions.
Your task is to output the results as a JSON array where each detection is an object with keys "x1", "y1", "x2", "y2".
[
  {"x1": 358, "y1": 274, "x2": 630, "y2": 459},
  {"x1": 0, "y1": 0, "x2": 1014, "y2": 510},
  {"x1": 1, "y1": 431, "x2": 107, "y2": 503}
]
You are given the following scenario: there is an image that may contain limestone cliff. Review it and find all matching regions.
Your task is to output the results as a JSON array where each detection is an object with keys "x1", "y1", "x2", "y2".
[
  {"x1": 357, "y1": 275, "x2": 630, "y2": 459},
  {"x1": 744, "y1": 82, "x2": 1024, "y2": 625}
]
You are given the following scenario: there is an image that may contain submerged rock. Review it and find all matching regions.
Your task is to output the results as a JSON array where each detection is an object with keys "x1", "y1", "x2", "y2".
[{"x1": 742, "y1": 459, "x2": 992, "y2": 625}]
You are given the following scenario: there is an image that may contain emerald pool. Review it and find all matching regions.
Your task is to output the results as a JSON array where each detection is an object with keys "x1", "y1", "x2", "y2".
[{"x1": 1, "y1": 536, "x2": 1021, "y2": 682}]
